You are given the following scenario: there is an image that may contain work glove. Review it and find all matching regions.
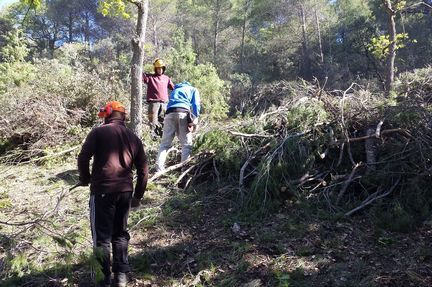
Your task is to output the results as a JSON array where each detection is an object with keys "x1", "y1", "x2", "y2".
[{"x1": 131, "y1": 197, "x2": 141, "y2": 208}]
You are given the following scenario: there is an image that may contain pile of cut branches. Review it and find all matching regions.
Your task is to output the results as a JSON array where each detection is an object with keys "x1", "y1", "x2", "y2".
[
  {"x1": 193, "y1": 69, "x2": 432, "y2": 228},
  {"x1": 0, "y1": 59, "x2": 129, "y2": 163}
]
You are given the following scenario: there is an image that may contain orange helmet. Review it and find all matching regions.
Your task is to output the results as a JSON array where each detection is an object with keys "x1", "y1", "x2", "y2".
[{"x1": 98, "y1": 101, "x2": 126, "y2": 118}]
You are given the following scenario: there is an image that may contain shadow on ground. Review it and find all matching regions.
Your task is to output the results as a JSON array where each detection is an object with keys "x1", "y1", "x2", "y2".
[{"x1": 3, "y1": 180, "x2": 432, "y2": 286}]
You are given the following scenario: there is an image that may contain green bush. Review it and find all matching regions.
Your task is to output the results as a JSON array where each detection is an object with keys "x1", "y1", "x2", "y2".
[
  {"x1": 285, "y1": 99, "x2": 329, "y2": 131},
  {"x1": 165, "y1": 29, "x2": 229, "y2": 120},
  {"x1": 0, "y1": 29, "x2": 35, "y2": 94},
  {"x1": 249, "y1": 137, "x2": 314, "y2": 206},
  {"x1": 195, "y1": 130, "x2": 244, "y2": 178}
]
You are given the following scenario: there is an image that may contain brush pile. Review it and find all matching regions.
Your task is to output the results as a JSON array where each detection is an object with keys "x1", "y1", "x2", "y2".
[{"x1": 192, "y1": 68, "x2": 432, "y2": 229}]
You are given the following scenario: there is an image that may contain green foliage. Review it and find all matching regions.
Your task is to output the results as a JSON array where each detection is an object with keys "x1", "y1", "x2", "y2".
[
  {"x1": 368, "y1": 33, "x2": 415, "y2": 60},
  {"x1": 285, "y1": 100, "x2": 329, "y2": 131},
  {"x1": 19, "y1": 0, "x2": 42, "y2": 9},
  {"x1": 98, "y1": 0, "x2": 130, "y2": 18},
  {"x1": 0, "y1": 191, "x2": 12, "y2": 208},
  {"x1": 0, "y1": 29, "x2": 35, "y2": 93},
  {"x1": 250, "y1": 138, "x2": 314, "y2": 206},
  {"x1": 9, "y1": 253, "x2": 31, "y2": 277},
  {"x1": 166, "y1": 30, "x2": 229, "y2": 120},
  {"x1": 195, "y1": 130, "x2": 244, "y2": 177},
  {"x1": 129, "y1": 207, "x2": 159, "y2": 227},
  {"x1": 228, "y1": 73, "x2": 253, "y2": 116},
  {"x1": 372, "y1": 201, "x2": 415, "y2": 232},
  {"x1": 80, "y1": 250, "x2": 105, "y2": 283}
]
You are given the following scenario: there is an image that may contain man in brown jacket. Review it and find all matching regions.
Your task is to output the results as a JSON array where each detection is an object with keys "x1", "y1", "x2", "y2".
[{"x1": 78, "y1": 101, "x2": 148, "y2": 287}]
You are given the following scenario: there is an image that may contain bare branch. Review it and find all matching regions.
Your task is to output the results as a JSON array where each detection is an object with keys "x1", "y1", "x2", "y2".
[
  {"x1": 336, "y1": 162, "x2": 362, "y2": 205},
  {"x1": 345, "y1": 178, "x2": 401, "y2": 216}
]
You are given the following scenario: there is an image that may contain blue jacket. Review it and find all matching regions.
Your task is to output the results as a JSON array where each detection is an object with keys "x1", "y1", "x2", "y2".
[{"x1": 167, "y1": 81, "x2": 201, "y2": 117}]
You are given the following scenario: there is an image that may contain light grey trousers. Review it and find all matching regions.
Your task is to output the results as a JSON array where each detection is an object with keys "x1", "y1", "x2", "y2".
[{"x1": 156, "y1": 112, "x2": 193, "y2": 171}]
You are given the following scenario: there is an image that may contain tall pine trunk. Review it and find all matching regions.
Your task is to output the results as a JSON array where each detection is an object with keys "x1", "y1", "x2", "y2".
[
  {"x1": 299, "y1": 4, "x2": 312, "y2": 80},
  {"x1": 240, "y1": 0, "x2": 251, "y2": 72},
  {"x1": 315, "y1": 9, "x2": 324, "y2": 64},
  {"x1": 130, "y1": 0, "x2": 149, "y2": 138},
  {"x1": 213, "y1": 0, "x2": 220, "y2": 64},
  {"x1": 383, "y1": 0, "x2": 397, "y2": 97}
]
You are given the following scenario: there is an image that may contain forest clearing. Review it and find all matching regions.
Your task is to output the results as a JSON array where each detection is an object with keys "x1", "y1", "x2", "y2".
[{"x1": 1, "y1": 0, "x2": 432, "y2": 286}]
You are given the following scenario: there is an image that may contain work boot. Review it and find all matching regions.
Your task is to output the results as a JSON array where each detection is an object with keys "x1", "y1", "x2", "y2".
[
  {"x1": 155, "y1": 125, "x2": 163, "y2": 137},
  {"x1": 96, "y1": 274, "x2": 111, "y2": 287},
  {"x1": 113, "y1": 272, "x2": 127, "y2": 287}
]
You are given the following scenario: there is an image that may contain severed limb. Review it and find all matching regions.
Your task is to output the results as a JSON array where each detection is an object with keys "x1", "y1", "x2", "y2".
[{"x1": 345, "y1": 177, "x2": 401, "y2": 216}]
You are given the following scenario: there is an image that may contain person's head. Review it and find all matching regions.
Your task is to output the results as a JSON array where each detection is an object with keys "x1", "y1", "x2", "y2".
[
  {"x1": 98, "y1": 101, "x2": 126, "y2": 122},
  {"x1": 153, "y1": 58, "x2": 166, "y2": 75}
]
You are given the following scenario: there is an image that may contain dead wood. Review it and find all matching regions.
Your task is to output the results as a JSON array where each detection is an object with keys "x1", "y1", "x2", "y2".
[
  {"x1": 345, "y1": 177, "x2": 401, "y2": 216},
  {"x1": 336, "y1": 163, "x2": 363, "y2": 205}
]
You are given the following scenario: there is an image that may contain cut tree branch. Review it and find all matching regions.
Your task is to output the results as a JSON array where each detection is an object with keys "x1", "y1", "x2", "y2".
[{"x1": 345, "y1": 177, "x2": 401, "y2": 216}]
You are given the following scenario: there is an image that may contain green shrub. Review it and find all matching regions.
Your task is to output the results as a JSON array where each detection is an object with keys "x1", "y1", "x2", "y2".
[
  {"x1": 285, "y1": 99, "x2": 329, "y2": 131},
  {"x1": 195, "y1": 130, "x2": 244, "y2": 178},
  {"x1": 0, "y1": 29, "x2": 35, "y2": 94},
  {"x1": 249, "y1": 137, "x2": 314, "y2": 207},
  {"x1": 372, "y1": 201, "x2": 415, "y2": 233},
  {"x1": 165, "y1": 29, "x2": 229, "y2": 120}
]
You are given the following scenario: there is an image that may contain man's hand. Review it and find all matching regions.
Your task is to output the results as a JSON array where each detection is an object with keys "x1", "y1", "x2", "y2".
[
  {"x1": 131, "y1": 197, "x2": 141, "y2": 208},
  {"x1": 77, "y1": 181, "x2": 89, "y2": 187}
]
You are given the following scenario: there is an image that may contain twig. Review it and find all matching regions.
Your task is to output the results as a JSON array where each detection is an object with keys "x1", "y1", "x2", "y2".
[
  {"x1": 345, "y1": 178, "x2": 401, "y2": 216},
  {"x1": 258, "y1": 107, "x2": 290, "y2": 121},
  {"x1": 375, "y1": 120, "x2": 384, "y2": 137},
  {"x1": 336, "y1": 162, "x2": 362, "y2": 205},
  {"x1": 0, "y1": 184, "x2": 81, "y2": 226},
  {"x1": 149, "y1": 152, "x2": 214, "y2": 182},
  {"x1": 239, "y1": 157, "x2": 252, "y2": 188},
  {"x1": 213, "y1": 158, "x2": 220, "y2": 183},
  {"x1": 341, "y1": 128, "x2": 410, "y2": 143},
  {"x1": 27, "y1": 145, "x2": 81, "y2": 164},
  {"x1": 229, "y1": 131, "x2": 273, "y2": 138},
  {"x1": 337, "y1": 142, "x2": 345, "y2": 167},
  {"x1": 175, "y1": 164, "x2": 198, "y2": 186},
  {"x1": 149, "y1": 155, "x2": 197, "y2": 182}
]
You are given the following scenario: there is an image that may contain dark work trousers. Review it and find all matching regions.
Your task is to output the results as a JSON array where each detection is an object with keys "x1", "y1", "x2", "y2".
[
  {"x1": 147, "y1": 102, "x2": 167, "y2": 137},
  {"x1": 89, "y1": 192, "x2": 132, "y2": 277}
]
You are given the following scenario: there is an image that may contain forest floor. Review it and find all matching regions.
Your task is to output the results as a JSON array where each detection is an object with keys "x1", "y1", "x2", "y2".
[{"x1": 1, "y1": 159, "x2": 432, "y2": 287}]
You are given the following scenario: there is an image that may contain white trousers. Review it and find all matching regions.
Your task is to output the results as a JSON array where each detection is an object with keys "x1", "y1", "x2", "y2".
[{"x1": 156, "y1": 112, "x2": 193, "y2": 171}]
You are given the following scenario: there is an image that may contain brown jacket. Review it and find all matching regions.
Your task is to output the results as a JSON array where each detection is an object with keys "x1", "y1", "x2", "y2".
[{"x1": 77, "y1": 118, "x2": 148, "y2": 199}]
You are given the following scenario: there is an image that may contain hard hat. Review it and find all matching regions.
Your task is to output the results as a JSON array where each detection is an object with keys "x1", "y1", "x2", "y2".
[
  {"x1": 98, "y1": 101, "x2": 126, "y2": 118},
  {"x1": 153, "y1": 58, "x2": 166, "y2": 68}
]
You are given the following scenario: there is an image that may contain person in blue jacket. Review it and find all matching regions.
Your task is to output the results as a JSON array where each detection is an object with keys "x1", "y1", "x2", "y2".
[{"x1": 156, "y1": 81, "x2": 200, "y2": 172}]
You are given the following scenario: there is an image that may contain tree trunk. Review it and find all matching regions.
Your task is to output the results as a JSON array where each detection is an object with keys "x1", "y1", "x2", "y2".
[
  {"x1": 130, "y1": 0, "x2": 149, "y2": 138},
  {"x1": 240, "y1": 0, "x2": 251, "y2": 72},
  {"x1": 315, "y1": 9, "x2": 324, "y2": 64},
  {"x1": 383, "y1": 0, "x2": 397, "y2": 97},
  {"x1": 84, "y1": 12, "x2": 90, "y2": 44},
  {"x1": 213, "y1": 0, "x2": 220, "y2": 64},
  {"x1": 68, "y1": 12, "x2": 73, "y2": 42},
  {"x1": 299, "y1": 4, "x2": 312, "y2": 80},
  {"x1": 153, "y1": 22, "x2": 157, "y2": 53},
  {"x1": 240, "y1": 10, "x2": 246, "y2": 71}
]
